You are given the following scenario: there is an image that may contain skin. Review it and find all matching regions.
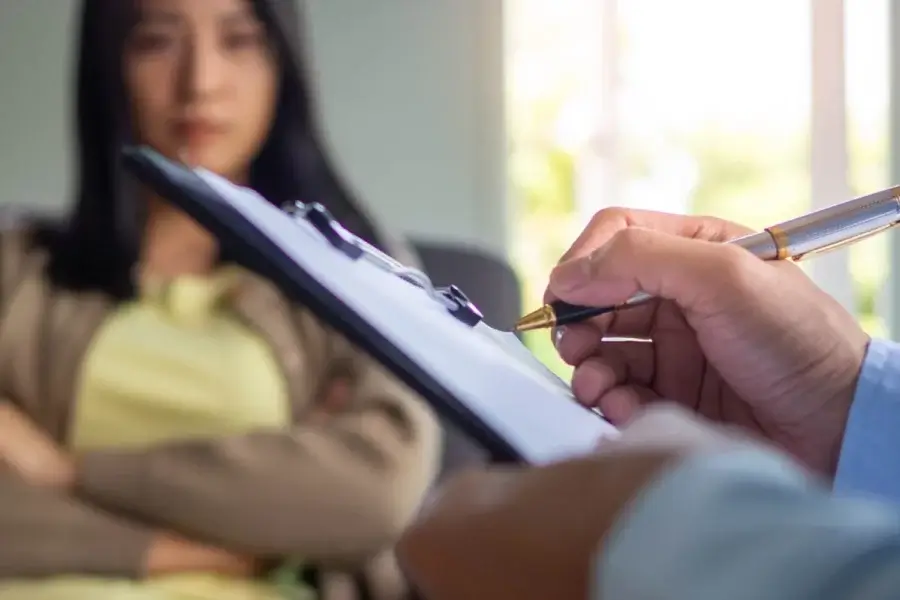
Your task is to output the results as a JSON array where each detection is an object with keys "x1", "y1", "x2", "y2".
[
  {"x1": 0, "y1": 0, "x2": 319, "y2": 578},
  {"x1": 545, "y1": 208, "x2": 869, "y2": 477},
  {"x1": 128, "y1": 0, "x2": 279, "y2": 280}
]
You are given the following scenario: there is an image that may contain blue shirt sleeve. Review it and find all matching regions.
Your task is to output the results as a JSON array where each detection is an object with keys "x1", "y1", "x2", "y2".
[
  {"x1": 834, "y1": 338, "x2": 900, "y2": 500},
  {"x1": 593, "y1": 449, "x2": 900, "y2": 600}
]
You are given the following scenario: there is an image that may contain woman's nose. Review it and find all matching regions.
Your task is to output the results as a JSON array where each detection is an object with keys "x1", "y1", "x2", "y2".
[{"x1": 176, "y1": 38, "x2": 227, "y2": 104}]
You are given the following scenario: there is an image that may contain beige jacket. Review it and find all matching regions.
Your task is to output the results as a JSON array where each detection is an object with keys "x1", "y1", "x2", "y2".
[{"x1": 0, "y1": 226, "x2": 441, "y2": 600}]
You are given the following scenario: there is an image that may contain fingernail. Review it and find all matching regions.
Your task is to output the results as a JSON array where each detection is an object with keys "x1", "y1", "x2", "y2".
[{"x1": 552, "y1": 326, "x2": 567, "y2": 349}]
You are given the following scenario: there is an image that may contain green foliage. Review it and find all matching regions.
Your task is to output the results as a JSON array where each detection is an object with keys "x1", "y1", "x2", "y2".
[
  {"x1": 507, "y1": 8, "x2": 891, "y2": 369},
  {"x1": 511, "y1": 121, "x2": 890, "y2": 374},
  {"x1": 680, "y1": 129, "x2": 809, "y2": 226},
  {"x1": 510, "y1": 146, "x2": 576, "y2": 216}
]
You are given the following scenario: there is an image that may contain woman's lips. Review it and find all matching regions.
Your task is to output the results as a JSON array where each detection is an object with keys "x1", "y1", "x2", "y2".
[{"x1": 172, "y1": 120, "x2": 228, "y2": 144}]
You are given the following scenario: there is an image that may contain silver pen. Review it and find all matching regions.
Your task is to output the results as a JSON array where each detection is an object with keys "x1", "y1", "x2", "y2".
[{"x1": 514, "y1": 185, "x2": 900, "y2": 332}]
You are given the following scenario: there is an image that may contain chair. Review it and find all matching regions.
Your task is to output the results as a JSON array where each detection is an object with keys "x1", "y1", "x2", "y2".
[{"x1": 410, "y1": 239, "x2": 524, "y2": 477}]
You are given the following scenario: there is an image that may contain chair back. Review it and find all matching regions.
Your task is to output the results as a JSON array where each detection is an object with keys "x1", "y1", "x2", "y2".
[{"x1": 411, "y1": 239, "x2": 523, "y2": 335}]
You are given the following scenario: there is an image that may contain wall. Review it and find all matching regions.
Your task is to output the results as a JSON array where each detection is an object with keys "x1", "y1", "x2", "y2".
[{"x1": 0, "y1": 0, "x2": 509, "y2": 257}]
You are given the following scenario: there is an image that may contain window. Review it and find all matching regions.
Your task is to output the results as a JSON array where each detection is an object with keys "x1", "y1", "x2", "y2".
[{"x1": 507, "y1": 0, "x2": 890, "y2": 377}]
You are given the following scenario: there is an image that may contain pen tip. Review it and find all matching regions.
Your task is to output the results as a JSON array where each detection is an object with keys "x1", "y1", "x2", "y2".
[{"x1": 512, "y1": 305, "x2": 555, "y2": 332}]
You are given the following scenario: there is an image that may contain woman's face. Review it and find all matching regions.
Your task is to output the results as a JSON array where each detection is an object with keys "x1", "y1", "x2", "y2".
[{"x1": 124, "y1": 0, "x2": 278, "y2": 180}]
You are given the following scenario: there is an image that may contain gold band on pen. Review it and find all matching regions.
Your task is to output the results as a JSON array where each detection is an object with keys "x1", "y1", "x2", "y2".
[{"x1": 765, "y1": 225, "x2": 790, "y2": 260}]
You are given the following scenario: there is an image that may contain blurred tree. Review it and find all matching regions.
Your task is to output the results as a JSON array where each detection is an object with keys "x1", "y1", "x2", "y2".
[
  {"x1": 511, "y1": 124, "x2": 888, "y2": 377},
  {"x1": 506, "y1": 0, "x2": 888, "y2": 377}
]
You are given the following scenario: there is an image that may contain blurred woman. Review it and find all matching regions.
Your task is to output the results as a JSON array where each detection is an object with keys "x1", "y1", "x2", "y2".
[{"x1": 0, "y1": 0, "x2": 440, "y2": 599}]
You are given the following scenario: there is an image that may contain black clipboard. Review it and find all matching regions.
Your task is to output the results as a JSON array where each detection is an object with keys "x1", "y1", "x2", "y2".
[{"x1": 120, "y1": 145, "x2": 616, "y2": 465}]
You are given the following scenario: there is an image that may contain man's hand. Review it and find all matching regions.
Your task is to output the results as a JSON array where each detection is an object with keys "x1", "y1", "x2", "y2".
[
  {"x1": 396, "y1": 405, "x2": 763, "y2": 600},
  {"x1": 546, "y1": 208, "x2": 869, "y2": 476},
  {"x1": 0, "y1": 403, "x2": 75, "y2": 489}
]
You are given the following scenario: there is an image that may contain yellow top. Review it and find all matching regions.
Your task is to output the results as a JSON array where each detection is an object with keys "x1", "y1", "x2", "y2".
[{"x1": 0, "y1": 269, "x2": 314, "y2": 600}]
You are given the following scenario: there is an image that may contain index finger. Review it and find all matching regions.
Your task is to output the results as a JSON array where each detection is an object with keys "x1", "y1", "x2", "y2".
[
  {"x1": 559, "y1": 208, "x2": 755, "y2": 265},
  {"x1": 544, "y1": 208, "x2": 756, "y2": 305}
]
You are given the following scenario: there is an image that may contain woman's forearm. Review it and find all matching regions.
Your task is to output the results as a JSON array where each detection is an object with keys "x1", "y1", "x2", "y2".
[{"x1": 0, "y1": 404, "x2": 260, "y2": 579}]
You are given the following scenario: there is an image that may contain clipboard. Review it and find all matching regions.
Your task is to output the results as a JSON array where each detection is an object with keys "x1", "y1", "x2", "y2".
[{"x1": 120, "y1": 146, "x2": 618, "y2": 465}]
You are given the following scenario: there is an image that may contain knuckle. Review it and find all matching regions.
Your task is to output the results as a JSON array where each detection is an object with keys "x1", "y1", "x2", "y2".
[
  {"x1": 586, "y1": 227, "x2": 657, "y2": 283},
  {"x1": 609, "y1": 227, "x2": 652, "y2": 256},
  {"x1": 589, "y1": 206, "x2": 629, "y2": 229},
  {"x1": 563, "y1": 207, "x2": 632, "y2": 263},
  {"x1": 607, "y1": 227, "x2": 634, "y2": 250},
  {"x1": 693, "y1": 216, "x2": 756, "y2": 242}
]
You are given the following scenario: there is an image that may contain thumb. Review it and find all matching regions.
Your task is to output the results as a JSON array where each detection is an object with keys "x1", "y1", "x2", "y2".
[{"x1": 548, "y1": 227, "x2": 758, "y2": 312}]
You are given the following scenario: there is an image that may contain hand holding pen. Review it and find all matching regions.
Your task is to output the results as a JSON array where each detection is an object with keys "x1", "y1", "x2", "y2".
[
  {"x1": 516, "y1": 186, "x2": 900, "y2": 331},
  {"x1": 530, "y1": 188, "x2": 895, "y2": 475}
]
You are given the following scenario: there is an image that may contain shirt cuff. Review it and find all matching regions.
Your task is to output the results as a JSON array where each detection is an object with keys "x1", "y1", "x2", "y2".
[{"x1": 834, "y1": 338, "x2": 900, "y2": 500}]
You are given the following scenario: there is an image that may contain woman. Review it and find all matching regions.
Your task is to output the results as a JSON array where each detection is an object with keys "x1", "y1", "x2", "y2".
[{"x1": 0, "y1": 0, "x2": 440, "y2": 599}]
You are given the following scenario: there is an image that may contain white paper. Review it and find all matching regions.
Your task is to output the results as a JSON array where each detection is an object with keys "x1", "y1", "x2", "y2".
[{"x1": 198, "y1": 170, "x2": 619, "y2": 464}]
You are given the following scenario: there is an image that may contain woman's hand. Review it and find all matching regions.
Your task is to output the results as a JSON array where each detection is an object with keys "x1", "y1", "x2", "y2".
[
  {"x1": 397, "y1": 404, "x2": 757, "y2": 600},
  {"x1": 0, "y1": 404, "x2": 263, "y2": 578},
  {"x1": 307, "y1": 376, "x2": 354, "y2": 424},
  {"x1": 0, "y1": 403, "x2": 75, "y2": 489},
  {"x1": 143, "y1": 532, "x2": 261, "y2": 578}
]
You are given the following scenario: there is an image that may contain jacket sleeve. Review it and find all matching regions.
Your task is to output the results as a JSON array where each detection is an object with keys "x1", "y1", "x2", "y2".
[
  {"x1": 73, "y1": 310, "x2": 443, "y2": 567},
  {"x1": 595, "y1": 449, "x2": 900, "y2": 600},
  {"x1": 0, "y1": 226, "x2": 156, "y2": 579},
  {"x1": 0, "y1": 470, "x2": 154, "y2": 578}
]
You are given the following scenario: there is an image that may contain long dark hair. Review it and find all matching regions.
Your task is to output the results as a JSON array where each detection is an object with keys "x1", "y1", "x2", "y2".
[{"x1": 36, "y1": 0, "x2": 387, "y2": 299}]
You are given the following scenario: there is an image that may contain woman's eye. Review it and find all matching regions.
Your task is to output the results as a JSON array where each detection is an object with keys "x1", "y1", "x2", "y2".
[
  {"x1": 130, "y1": 30, "x2": 176, "y2": 53},
  {"x1": 222, "y1": 31, "x2": 266, "y2": 51}
]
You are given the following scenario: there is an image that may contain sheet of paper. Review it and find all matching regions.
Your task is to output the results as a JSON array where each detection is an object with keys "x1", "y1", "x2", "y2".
[
  {"x1": 475, "y1": 325, "x2": 574, "y2": 395},
  {"x1": 198, "y1": 171, "x2": 619, "y2": 464}
]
